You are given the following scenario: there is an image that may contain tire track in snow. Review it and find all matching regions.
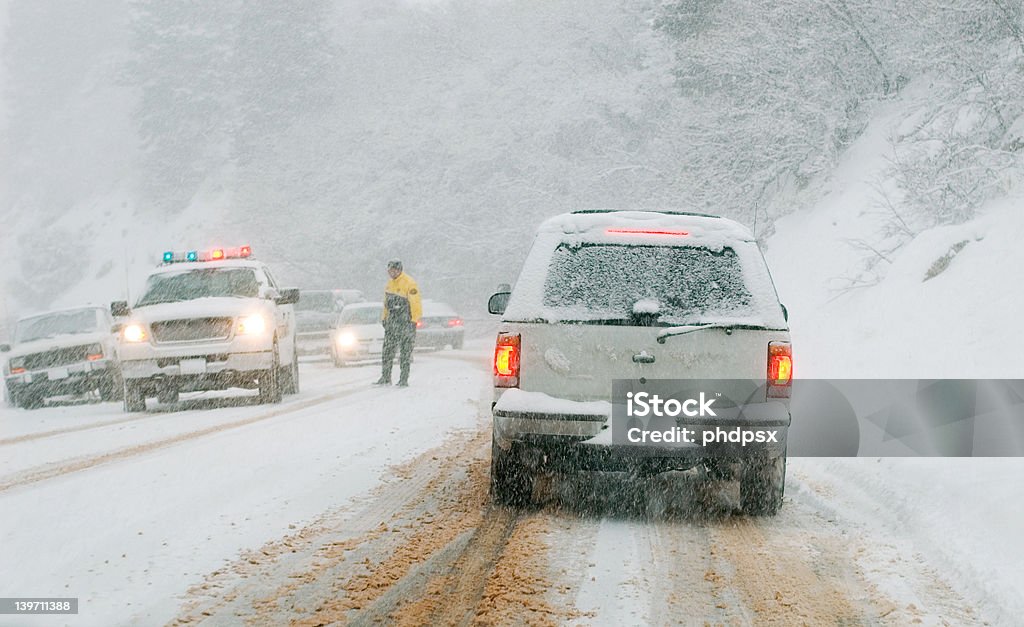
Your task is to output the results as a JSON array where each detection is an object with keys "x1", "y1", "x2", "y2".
[
  {"x1": 0, "y1": 381, "x2": 371, "y2": 493},
  {"x1": 0, "y1": 411, "x2": 161, "y2": 446},
  {"x1": 172, "y1": 377, "x2": 579, "y2": 626}
]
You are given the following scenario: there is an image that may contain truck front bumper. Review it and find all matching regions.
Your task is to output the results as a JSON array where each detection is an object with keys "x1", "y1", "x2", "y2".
[{"x1": 5, "y1": 359, "x2": 117, "y2": 398}]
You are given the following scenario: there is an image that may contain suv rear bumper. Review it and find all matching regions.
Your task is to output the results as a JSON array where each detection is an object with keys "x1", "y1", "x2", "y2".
[{"x1": 493, "y1": 405, "x2": 789, "y2": 471}]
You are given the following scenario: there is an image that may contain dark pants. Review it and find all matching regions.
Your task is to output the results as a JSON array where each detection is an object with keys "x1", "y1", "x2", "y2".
[{"x1": 381, "y1": 322, "x2": 416, "y2": 383}]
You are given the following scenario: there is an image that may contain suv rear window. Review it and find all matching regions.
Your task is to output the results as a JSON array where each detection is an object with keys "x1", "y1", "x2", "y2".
[{"x1": 542, "y1": 244, "x2": 753, "y2": 324}]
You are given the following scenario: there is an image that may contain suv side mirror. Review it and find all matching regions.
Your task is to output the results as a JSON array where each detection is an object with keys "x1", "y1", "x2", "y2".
[
  {"x1": 276, "y1": 288, "x2": 300, "y2": 305},
  {"x1": 780, "y1": 303, "x2": 789, "y2": 322},
  {"x1": 111, "y1": 301, "x2": 130, "y2": 317},
  {"x1": 488, "y1": 291, "x2": 511, "y2": 315},
  {"x1": 0, "y1": 343, "x2": 10, "y2": 353}
]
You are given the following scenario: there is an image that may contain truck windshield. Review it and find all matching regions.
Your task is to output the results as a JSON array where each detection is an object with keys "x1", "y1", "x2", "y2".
[
  {"x1": 542, "y1": 244, "x2": 754, "y2": 324},
  {"x1": 16, "y1": 309, "x2": 100, "y2": 343},
  {"x1": 136, "y1": 268, "x2": 260, "y2": 306}
]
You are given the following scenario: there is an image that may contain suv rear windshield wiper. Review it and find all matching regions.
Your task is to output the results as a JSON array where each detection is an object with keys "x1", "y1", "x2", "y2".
[{"x1": 656, "y1": 323, "x2": 776, "y2": 343}]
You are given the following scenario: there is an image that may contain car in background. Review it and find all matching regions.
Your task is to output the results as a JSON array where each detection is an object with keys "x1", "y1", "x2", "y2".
[
  {"x1": 416, "y1": 300, "x2": 464, "y2": 349},
  {"x1": 2, "y1": 306, "x2": 122, "y2": 409},
  {"x1": 295, "y1": 290, "x2": 344, "y2": 356},
  {"x1": 330, "y1": 302, "x2": 384, "y2": 367},
  {"x1": 115, "y1": 246, "x2": 300, "y2": 411},
  {"x1": 487, "y1": 210, "x2": 792, "y2": 515},
  {"x1": 333, "y1": 289, "x2": 365, "y2": 308}
]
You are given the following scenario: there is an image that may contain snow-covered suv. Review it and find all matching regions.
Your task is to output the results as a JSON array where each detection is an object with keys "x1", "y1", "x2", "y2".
[
  {"x1": 487, "y1": 210, "x2": 792, "y2": 514},
  {"x1": 113, "y1": 247, "x2": 300, "y2": 411}
]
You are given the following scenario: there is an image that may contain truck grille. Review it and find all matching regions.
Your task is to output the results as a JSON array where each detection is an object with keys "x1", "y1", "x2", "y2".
[
  {"x1": 150, "y1": 318, "x2": 234, "y2": 343},
  {"x1": 22, "y1": 345, "x2": 99, "y2": 370}
]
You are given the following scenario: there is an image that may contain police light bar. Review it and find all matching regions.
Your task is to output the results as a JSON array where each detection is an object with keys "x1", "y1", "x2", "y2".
[
  {"x1": 606, "y1": 228, "x2": 690, "y2": 236},
  {"x1": 160, "y1": 246, "x2": 253, "y2": 264}
]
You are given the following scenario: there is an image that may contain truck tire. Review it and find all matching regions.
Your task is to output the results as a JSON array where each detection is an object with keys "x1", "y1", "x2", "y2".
[
  {"x1": 23, "y1": 390, "x2": 44, "y2": 410},
  {"x1": 6, "y1": 386, "x2": 19, "y2": 408},
  {"x1": 157, "y1": 386, "x2": 179, "y2": 405},
  {"x1": 740, "y1": 450, "x2": 786, "y2": 516},
  {"x1": 258, "y1": 342, "x2": 282, "y2": 404},
  {"x1": 281, "y1": 346, "x2": 300, "y2": 395},
  {"x1": 99, "y1": 371, "x2": 124, "y2": 402},
  {"x1": 124, "y1": 380, "x2": 146, "y2": 412},
  {"x1": 490, "y1": 437, "x2": 532, "y2": 507}
]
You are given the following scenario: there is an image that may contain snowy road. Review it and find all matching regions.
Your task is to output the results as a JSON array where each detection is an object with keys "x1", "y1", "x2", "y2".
[{"x1": 1, "y1": 344, "x2": 1020, "y2": 625}]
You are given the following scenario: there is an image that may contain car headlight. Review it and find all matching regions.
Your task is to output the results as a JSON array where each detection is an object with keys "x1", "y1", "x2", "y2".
[
  {"x1": 336, "y1": 331, "x2": 356, "y2": 348},
  {"x1": 237, "y1": 314, "x2": 268, "y2": 335},
  {"x1": 123, "y1": 324, "x2": 147, "y2": 343}
]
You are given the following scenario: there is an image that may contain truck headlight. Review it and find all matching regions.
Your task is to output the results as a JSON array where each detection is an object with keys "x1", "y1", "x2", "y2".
[
  {"x1": 123, "y1": 324, "x2": 147, "y2": 343},
  {"x1": 237, "y1": 314, "x2": 268, "y2": 335}
]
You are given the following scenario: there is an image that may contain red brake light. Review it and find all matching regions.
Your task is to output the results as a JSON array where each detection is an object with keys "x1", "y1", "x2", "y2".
[
  {"x1": 494, "y1": 333, "x2": 521, "y2": 388},
  {"x1": 87, "y1": 353, "x2": 104, "y2": 361},
  {"x1": 416, "y1": 320, "x2": 423, "y2": 329},
  {"x1": 606, "y1": 228, "x2": 689, "y2": 236},
  {"x1": 211, "y1": 249, "x2": 225, "y2": 260},
  {"x1": 448, "y1": 318, "x2": 463, "y2": 327},
  {"x1": 767, "y1": 342, "x2": 792, "y2": 398},
  {"x1": 11, "y1": 367, "x2": 26, "y2": 374}
]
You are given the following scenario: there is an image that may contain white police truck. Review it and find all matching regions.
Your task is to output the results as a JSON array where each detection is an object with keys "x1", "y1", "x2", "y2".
[{"x1": 113, "y1": 246, "x2": 300, "y2": 411}]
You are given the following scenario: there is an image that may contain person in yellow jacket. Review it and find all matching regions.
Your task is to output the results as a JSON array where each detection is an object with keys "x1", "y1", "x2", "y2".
[{"x1": 375, "y1": 259, "x2": 422, "y2": 387}]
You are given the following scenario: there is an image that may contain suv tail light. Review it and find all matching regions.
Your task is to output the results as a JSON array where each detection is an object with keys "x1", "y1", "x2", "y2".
[
  {"x1": 494, "y1": 333, "x2": 521, "y2": 388},
  {"x1": 767, "y1": 341, "x2": 792, "y2": 399}
]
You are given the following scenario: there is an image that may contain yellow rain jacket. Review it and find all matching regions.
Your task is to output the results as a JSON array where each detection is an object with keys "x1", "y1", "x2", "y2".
[{"x1": 382, "y1": 273, "x2": 422, "y2": 324}]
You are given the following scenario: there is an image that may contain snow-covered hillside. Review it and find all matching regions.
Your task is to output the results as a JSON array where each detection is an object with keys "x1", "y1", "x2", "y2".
[
  {"x1": 766, "y1": 92, "x2": 1024, "y2": 379},
  {"x1": 765, "y1": 94, "x2": 1024, "y2": 622}
]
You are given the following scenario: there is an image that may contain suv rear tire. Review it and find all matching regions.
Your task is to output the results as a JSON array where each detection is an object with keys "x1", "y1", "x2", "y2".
[
  {"x1": 740, "y1": 450, "x2": 786, "y2": 516},
  {"x1": 490, "y1": 438, "x2": 532, "y2": 507}
]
